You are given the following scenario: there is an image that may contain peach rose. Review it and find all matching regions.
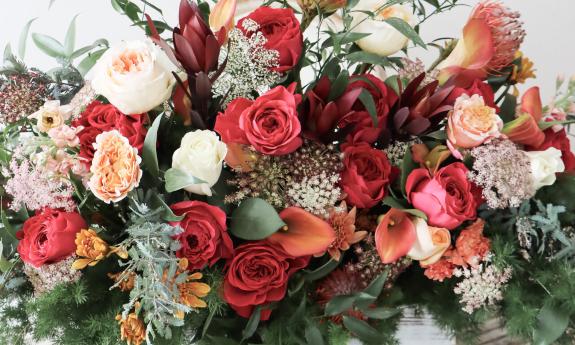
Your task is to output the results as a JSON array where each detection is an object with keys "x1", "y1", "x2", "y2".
[
  {"x1": 407, "y1": 217, "x2": 451, "y2": 266},
  {"x1": 447, "y1": 94, "x2": 502, "y2": 156},
  {"x1": 88, "y1": 130, "x2": 142, "y2": 203}
]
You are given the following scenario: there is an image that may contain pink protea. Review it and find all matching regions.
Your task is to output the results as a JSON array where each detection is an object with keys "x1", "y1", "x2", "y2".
[
  {"x1": 438, "y1": 0, "x2": 526, "y2": 84},
  {"x1": 471, "y1": 0, "x2": 526, "y2": 72}
]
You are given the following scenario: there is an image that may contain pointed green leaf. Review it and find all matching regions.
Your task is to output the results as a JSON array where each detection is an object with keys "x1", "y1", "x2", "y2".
[
  {"x1": 305, "y1": 325, "x2": 325, "y2": 345},
  {"x1": 325, "y1": 294, "x2": 356, "y2": 316},
  {"x1": 343, "y1": 316, "x2": 382, "y2": 343},
  {"x1": 64, "y1": 15, "x2": 80, "y2": 57},
  {"x1": 77, "y1": 48, "x2": 107, "y2": 76},
  {"x1": 18, "y1": 18, "x2": 36, "y2": 59},
  {"x1": 304, "y1": 259, "x2": 340, "y2": 281},
  {"x1": 230, "y1": 198, "x2": 286, "y2": 240},
  {"x1": 400, "y1": 145, "x2": 418, "y2": 197},
  {"x1": 242, "y1": 305, "x2": 262, "y2": 341},
  {"x1": 32, "y1": 33, "x2": 65, "y2": 58},
  {"x1": 360, "y1": 307, "x2": 400, "y2": 320},
  {"x1": 164, "y1": 168, "x2": 207, "y2": 193},
  {"x1": 358, "y1": 89, "x2": 378, "y2": 126},
  {"x1": 142, "y1": 115, "x2": 162, "y2": 178},
  {"x1": 384, "y1": 17, "x2": 426, "y2": 48},
  {"x1": 328, "y1": 70, "x2": 350, "y2": 101},
  {"x1": 533, "y1": 303, "x2": 570, "y2": 345}
]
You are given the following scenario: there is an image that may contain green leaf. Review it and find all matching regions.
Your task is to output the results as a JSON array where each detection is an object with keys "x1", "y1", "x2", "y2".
[
  {"x1": 142, "y1": 115, "x2": 162, "y2": 179},
  {"x1": 31, "y1": 33, "x2": 66, "y2": 58},
  {"x1": 382, "y1": 196, "x2": 428, "y2": 220},
  {"x1": 343, "y1": 316, "x2": 382, "y2": 343},
  {"x1": 148, "y1": 193, "x2": 184, "y2": 222},
  {"x1": 3, "y1": 43, "x2": 13, "y2": 61},
  {"x1": 242, "y1": 305, "x2": 262, "y2": 341},
  {"x1": 328, "y1": 70, "x2": 349, "y2": 101},
  {"x1": 64, "y1": 15, "x2": 79, "y2": 57},
  {"x1": 400, "y1": 145, "x2": 418, "y2": 197},
  {"x1": 305, "y1": 325, "x2": 325, "y2": 345},
  {"x1": 48, "y1": 0, "x2": 56, "y2": 9},
  {"x1": 229, "y1": 198, "x2": 286, "y2": 240},
  {"x1": 358, "y1": 89, "x2": 378, "y2": 126},
  {"x1": 359, "y1": 270, "x2": 388, "y2": 303},
  {"x1": 533, "y1": 303, "x2": 570, "y2": 345},
  {"x1": 70, "y1": 39, "x2": 108, "y2": 60},
  {"x1": 164, "y1": 168, "x2": 207, "y2": 193},
  {"x1": 384, "y1": 17, "x2": 426, "y2": 48},
  {"x1": 325, "y1": 295, "x2": 356, "y2": 316},
  {"x1": 499, "y1": 93, "x2": 517, "y2": 123},
  {"x1": 304, "y1": 259, "x2": 340, "y2": 281},
  {"x1": 0, "y1": 207, "x2": 19, "y2": 255},
  {"x1": 18, "y1": 18, "x2": 36, "y2": 59},
  {"x1": 539, "y1": 119, "x2": 575, "y2": 131},
  {"x1": 346, "y1": 51, "x2": 389, "y2": 66},
  {"x1": 77, "y1": 48, "x2": 107, "y2": 76},
  {"x1": 360, "y1": 307, "x2": 400, "y2": 319}
]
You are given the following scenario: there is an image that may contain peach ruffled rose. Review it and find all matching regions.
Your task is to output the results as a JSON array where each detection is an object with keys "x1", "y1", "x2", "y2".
[
  {"x1": 88, "y1": 130, "x2": 142, "y2": 203},
  {"x1": 447, "y1": 94, "x2": 502, "y2": 157}
]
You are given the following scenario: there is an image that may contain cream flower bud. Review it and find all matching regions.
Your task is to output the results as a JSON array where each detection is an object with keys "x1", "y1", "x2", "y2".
[
  {"x1": 352, "y1": 2, "x2": 414, "y2": 57},
  {"x1": 29, "y1": 100, "x2": 72, "y2": 132},
  {"x1": 91, "y1": 40, "x2": 177, "y2": 115},
  {"x1": 408, "y1": 217, "x2": 451, "y2": 266},
  {"x1": 525, "y1": 147, "x2": 565, "y2": 190},
  {"x1": 171, "y1": 130, "x2": 228, "y2": 196}
]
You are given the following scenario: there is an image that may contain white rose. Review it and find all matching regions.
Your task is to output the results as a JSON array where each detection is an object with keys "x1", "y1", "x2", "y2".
[
  {"x1": 351, "y1": 2, "x2": 414, "y2": 57},
  {"x1": 29, "y1": 100, "x2": 72, "y2": 132},
  {"x1": 407, "y1": 218, "x2": 451, "y2": 266},
  {"x1": 526, "y1": 147, "x2": 565, "y2": 190},
  {"x1": 91, "y1": 40, "x2": 177, "y2": 115},
  {"x1": 172, "y1": 130, "x2": 228, "y2": 196}
]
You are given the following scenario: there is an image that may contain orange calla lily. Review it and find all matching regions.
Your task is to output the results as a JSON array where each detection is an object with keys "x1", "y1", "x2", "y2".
[
  {"x1": 267, "y1": 207, "x2": 336, "y2": 257},
  {"x1": 173, "y1": 80, "x2": 192, "y2": 126},
  {"x1": 375, "y1": 209, "x2": 417, "y2": 264},
  {"x1": 438, "y1": 18, "x2": 494, "y2": 85},
  {"x1": 209, "y1": 0, "x2": 237, "y2": 45},
  {"x1": 503, "y1": 86, "x2": 545, "y2": 147}
]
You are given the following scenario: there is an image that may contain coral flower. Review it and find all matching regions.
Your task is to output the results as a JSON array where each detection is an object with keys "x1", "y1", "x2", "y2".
[
  {"x1": 326, "y1": 203, "x2": 367, "y2": 262},
  {"x1": 72, "y1": 229, "x2": 110, "y2": 270},
  {"x1": 438, "y1": 0, "x2": 525, "y2": 84},
  {"x1": 88, "y1": 130, "x2": 143, "y2": 203},
  {"x1": 116, "y1": 311, "x2": 146, "y2": 345},
  {"x1": 454, "y1": 219, "x2": 491, "y2": 267}
]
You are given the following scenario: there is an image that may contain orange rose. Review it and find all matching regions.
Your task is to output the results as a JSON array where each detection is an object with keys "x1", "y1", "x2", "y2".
[
  {"x1": 447, "y1": 94, "x2": 502, "y2": 157},
  {"x1": 88, "y1": 130, "x2": 142, "y2": 203}
]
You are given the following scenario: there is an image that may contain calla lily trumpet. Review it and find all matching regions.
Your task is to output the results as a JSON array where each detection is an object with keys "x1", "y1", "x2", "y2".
[
  {"x1": 210, "y1": 0, "x2": 237, "y2": 44},
  {"x1": 375, "y1": 209, "x2": 417, "y2": 264},
  {"x1": 267, "y1": 207, "x2": 336, "y2": 257},
  {"x1": 503, "y1": 86, "x2": 545, "y2": 147}
]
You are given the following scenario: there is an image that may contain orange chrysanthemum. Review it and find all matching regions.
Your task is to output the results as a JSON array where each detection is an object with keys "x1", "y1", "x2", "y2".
[
  {"x1": 88, "y1": 130, "x2": 142, "y2": 204},
  {"x1": 326, "y1": 203, "x2": 367, "y2": 261},
  {"x1": 72, "y1": 229, "x2": 110, "y2": 270},
  {"x1": 116, "y1": 311, "x2": 146, "y2": 345},
  {"x1": 109, "y1": 272, "x2": 136, "y2": 292},
  {"x1": 454, "y1": 219, "x2": 491, "y2": 266}
]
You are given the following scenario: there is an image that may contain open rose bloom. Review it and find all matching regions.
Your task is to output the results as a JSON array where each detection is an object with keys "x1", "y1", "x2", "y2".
[{"x1": 2, "y1": 0, "x2": 575, "y2": 344}]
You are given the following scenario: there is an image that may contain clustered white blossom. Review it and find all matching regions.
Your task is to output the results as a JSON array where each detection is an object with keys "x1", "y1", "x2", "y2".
[
  {"x1": 287, "y1": 172, "x2": 341, "y2": 217},
  {"x1": 23, "y1": 255, "x2": 82, "y2": 296},
  {"x1": 384, "y1": 138, "x2": 422, "y2": 167},
  {"x1": 515, "y1": 217, "x2": 533, "y2": 250},
  {"x1": 453, "y1": 255, "x2": 513, "y2": 314},
  {"x1": 468, "y1": 139, "x2": 535, "y2": 209},
  {"x1": 212, "y1": 19, "x2": 281, "y2": 105}
]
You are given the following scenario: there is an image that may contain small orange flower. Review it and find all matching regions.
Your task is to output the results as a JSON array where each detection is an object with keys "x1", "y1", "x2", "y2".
[
  {"x1": 72, "y1": 229, "x2": 110, "y2": 270},
  {"x1": 116, "y1": 311, "x2": 146, "y2": 345},
  {"x1": 88, "y1": 130, "x2": 142, "y2": 204},
  {"x1": 326, "y1": 203, "x2": 367, "y2": 262},
  {"x1": 163, "y1": 259, "x2": 211, "y2": 319},
  {"x1": 511, "y1": 52, "x2": 536, "y2": 86},
  {"x1": 455, "y1": 219, "x2": 490, "y2": 266},
  {"x1": 109, "y1": 272, "x2": 136, "y2": 292}
]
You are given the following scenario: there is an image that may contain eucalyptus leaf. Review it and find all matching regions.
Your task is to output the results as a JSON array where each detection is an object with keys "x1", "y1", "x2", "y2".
[
  {"x1": 143, "y1": 115, "x2": 162, "y2": 179},
  {"x1": 325, "y1": 295, "x2": 356, "y2": 316},
  {"x1": 77, "y1": 48, "x2": 107, "y2": 76},
  {"x1": 32, "y1": 33, "x2": 66, "y2": 58},
  {"x1": 384, "y1": 17, "x2": 426, "y2": 48},
  {"x1": 18, "y1": 18, "x2": 36, "y2": 59},
  {"x1": 64, "y1": 15, "x2": 79, "y2": 57},
  {"x1": 533, "y1": 303, "x2": 570, "y2": 345},
  {"x1": 360, "y1": 307, "x2": 400, "y2": 319},
  {"x1": 164, "y1": 168, "x2": 207, "y2": 193},
  {"x1": 343, "y1": 315, "x2": 382, "y2": 343},
  {"x1": 229, "y1": 198, "x2": 286, "y2": 240},
  {"x1": 305, "y1": 325, "x2": 325, "y2": 345}
]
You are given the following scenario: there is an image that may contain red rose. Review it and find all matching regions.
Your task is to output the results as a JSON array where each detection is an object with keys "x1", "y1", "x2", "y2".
[
  {"x1": 530, "y1": 128, "x2": 575, "y2": 171},
  {"x1": 406, "y1": 163, "x2": 479, "y2": 230},
  {"x1": 445, "y1": 79, "x2": 498, "y2": 110},
  {"x1": 239, "y1": 7, "x2": 303, "y2": 73},
  {"x1": 215, "y1": 84, "x2": 303, "y2": 155},
  {"x1": 16, "y1": 209, "x2": 87, "y2": 267},
  {"x1": 170, "y1": 201, "x2": 234, "y2": 270},
  {"x1": 340, "y1": 143, "x2": 393, "y2": 208},
  {"x1": 223, "y1": 241, "x2": 309, "y2": 320},
  {"x1": 72, "y1": 101, "x2": 147, "y2": 162},
  {"x1": 303, "y1": 74, "x2": 397, "y2": 145}
]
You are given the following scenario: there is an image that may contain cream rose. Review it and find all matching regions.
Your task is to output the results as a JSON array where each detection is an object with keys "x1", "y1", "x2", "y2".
[
  {"x1": 407, "y1": 217, "x2": 451, "y2": 266},
  {"x1": 525, "y1": 147, "x2": 565, "y2": 190},
  {"x1": 91, "y1": 40, "x2": 177, "y2": 115},
  {"x1": 447, "y1": 94, "x2": 503, "y2": 154},
  {"x1": 351, "y1": 2, "x2": 414, "y2": 57},
  {"x1": 29, "y1": 100, "x2": 72, "y2": 132},
  {"x1": 172, "y1": 130, "x2": 228, "y2": 196}
]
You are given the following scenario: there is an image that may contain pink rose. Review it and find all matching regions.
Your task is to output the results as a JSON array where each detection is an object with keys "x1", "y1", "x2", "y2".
[{"x1": 406, "y1": 163, "x2": 479, "y2": 230}]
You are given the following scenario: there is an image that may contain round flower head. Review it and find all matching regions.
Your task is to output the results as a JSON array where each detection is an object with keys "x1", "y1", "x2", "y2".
[{"x1": 88, "y1": 130, "x2": 142, "y2": 203}]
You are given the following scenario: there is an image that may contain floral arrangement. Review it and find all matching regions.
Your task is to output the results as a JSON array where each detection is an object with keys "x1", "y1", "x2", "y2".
[{"x1": 1, "y1": 0, "x2": 575, "y2": 344}]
